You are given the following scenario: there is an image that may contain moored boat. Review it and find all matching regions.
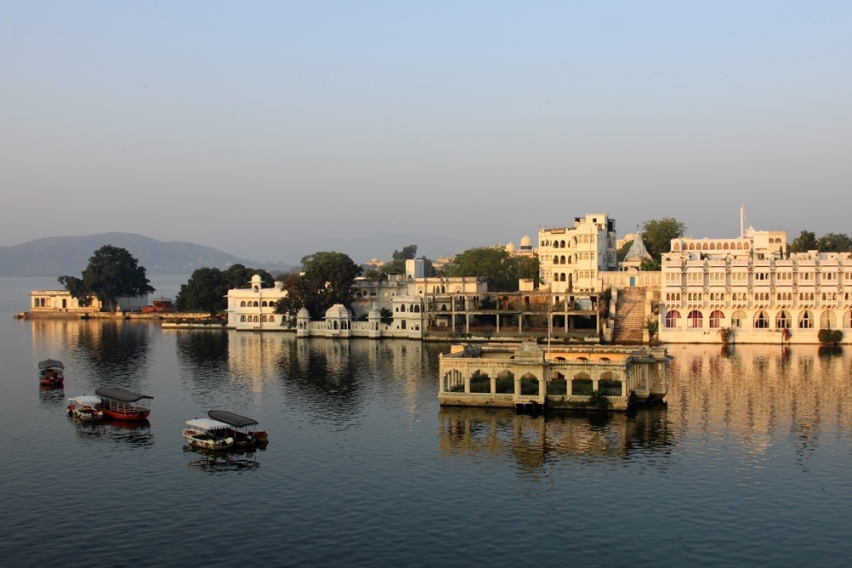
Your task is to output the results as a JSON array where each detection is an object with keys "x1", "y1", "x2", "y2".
[
  {"x1": 183, "y1": 419, "x2": 234, "y2": 451},
  {"x1": 38, "y1": 359, "x2": 65, "y2": 386},
  {"x1": 95, "y1": 388, "x2": 152, "y2": 421},
  {"x1": 67, "y1": 395, "x2": 104, "y2": 421},
  {"x1": 207, "y1": 410, "x2": 267, "y2": 446}
]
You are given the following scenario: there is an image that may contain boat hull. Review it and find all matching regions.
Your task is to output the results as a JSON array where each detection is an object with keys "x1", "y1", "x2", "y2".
[
  {"x1": 183, "y1": 431, "x2": 234, "y2": 451},
  {"x1": 102, "y1": 408, "x2": 150, "y2": 421}
]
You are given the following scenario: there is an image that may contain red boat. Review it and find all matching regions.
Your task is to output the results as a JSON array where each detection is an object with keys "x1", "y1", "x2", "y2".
[
  {"x1": 38, "y1": 359, "x2": 65, "y2": 386},
  {"x1": 95, "y1": 387, "x2": 153, "y2": 421}
]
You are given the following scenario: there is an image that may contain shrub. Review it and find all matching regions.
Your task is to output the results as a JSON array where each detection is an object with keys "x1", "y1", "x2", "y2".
[{"x1": 819, "y1": 329, "x2": 843, "y2": 345}]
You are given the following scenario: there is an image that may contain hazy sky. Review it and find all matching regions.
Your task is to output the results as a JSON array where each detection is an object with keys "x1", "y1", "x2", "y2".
[{"x1": 2, "y1": 2, "x2": 850, "y2": 264}]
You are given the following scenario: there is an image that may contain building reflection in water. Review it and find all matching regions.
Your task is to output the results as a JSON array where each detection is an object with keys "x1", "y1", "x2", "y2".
[
  {"x1": 667, "y1": 344, "x2": 851, "y2": 470},
  {"x1": 227, "y1": 332, "x2": 439, "y2": 422},
  {"x1": 30, "y1": 319, "x2": 152, "y2": 392},
  {"x1": 439, "y1": 406, "x2": 673, "y2": 475}
]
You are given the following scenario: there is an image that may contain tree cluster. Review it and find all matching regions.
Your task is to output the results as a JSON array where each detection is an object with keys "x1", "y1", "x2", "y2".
[
  {"x1": 175, "y1": 264, "x2": 274, "y2": 313},
  {"x1": 445, "y1": 247, "x2": 539, "y2": 291},
  {"x1": 275, "y1": 251, "x2": 363, "y2": 320},
  {"x1": 379, "y1": 244, "x2": 438, "y2": 277},
  {"x1": 790, "y1": 231, "x2": 852, "y2": 254},
  {"x1": 58, "y1": 245, "x2": 155, "y2": 311}
]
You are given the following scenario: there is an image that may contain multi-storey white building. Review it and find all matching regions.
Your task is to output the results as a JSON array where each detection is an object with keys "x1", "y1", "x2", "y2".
[
  {"x1": 538, "y1": 213, "x2": 617, "y2": 293},
  {"x1": 660, "y1": 228, "x2": 852, "y2": 344}
]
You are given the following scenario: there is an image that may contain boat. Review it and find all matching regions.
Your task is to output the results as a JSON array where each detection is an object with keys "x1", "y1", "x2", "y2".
[
  {"x1": 38, "y1": 359, "x2": 65, "y2": 386},
  {"x1": 207, "y1": 410, "x2": 267, "y2": 447},
  {"x1": 95, "y1": 388, "x2": 152, "y2": 421},
  {"x1": 67, "y1": 395, "x2": 104, "y2": 421},
  {"x1": 183, "y1": 419, "x2": 235, "y2": 451}
]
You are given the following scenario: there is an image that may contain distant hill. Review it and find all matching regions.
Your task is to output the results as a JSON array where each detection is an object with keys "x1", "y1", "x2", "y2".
[{"x1": 0, "y1": 233, "x2": 294, "y2": 277}]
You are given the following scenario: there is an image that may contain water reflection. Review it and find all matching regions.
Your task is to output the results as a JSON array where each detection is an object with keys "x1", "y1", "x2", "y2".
[
  {"x1": 667, "y1": 344, "x2": 852, "y2": 468},
  {"x1": 38, "y1": 384, "x2": 66, "y2": 408},
  {"x1": 183, "y1": 445, "x2": 261, "y2": 473},
  {"x1": 31, "y1": 319, "x2": 153, "y2": 391},
  {"x1": 70, "y1": 418, "x2": 154, "y2": 449},
  {"x1": 439, "y1": 406, "x2": 674, "y2": 475}
]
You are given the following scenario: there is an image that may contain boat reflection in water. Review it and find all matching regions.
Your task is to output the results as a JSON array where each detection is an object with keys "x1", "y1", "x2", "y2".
[
  {"x1": 183, "y1": 444, "x2": 261, "y2": 474},
  {"x1": 71, "y1": 417, "x2": 154, "y2": 449},
  {"x1": 38, "y1": 384, "x2": 66, "y2": 408},
  {"x1": 439, "y1": 406, "x2": 674, "y2": 474}
]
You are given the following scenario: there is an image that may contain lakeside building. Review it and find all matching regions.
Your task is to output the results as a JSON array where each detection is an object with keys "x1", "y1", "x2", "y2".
[
  {"x1": 538, "y1": 213, "x2": 618, "y2": 293},
  {"x1": 503, "y1": 234, "x2": 536, "y2": 258},
  {"x1": 29, "y1": 290, "x2": 149, "y2": 313},
  {"x1": 438, "y1": 342, "x2": 669, "y2": 410},
  {"x1": 659, "y1": 226, "x2": 852, "y2": 344},
  {"x1": 225, "y1": 275, "x2": 288, "y2": 330}
]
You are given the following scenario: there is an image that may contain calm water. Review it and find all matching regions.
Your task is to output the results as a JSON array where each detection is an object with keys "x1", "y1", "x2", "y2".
[{"x1": 1, "y1": 281, "x2": 852, "y2": 567}]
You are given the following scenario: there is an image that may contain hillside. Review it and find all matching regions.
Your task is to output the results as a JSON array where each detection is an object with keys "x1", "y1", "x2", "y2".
[{"x1": 0, "y1": 233, "x2": 291, "y2": 277}]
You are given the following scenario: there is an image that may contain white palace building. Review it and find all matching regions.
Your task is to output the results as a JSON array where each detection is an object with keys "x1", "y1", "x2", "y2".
[
  {"x1": 659, "y1": 224, "x2": 852, "y2": 344},
  {"x1": 538, "y1": 213, "x2": 618, "y2": 293}
]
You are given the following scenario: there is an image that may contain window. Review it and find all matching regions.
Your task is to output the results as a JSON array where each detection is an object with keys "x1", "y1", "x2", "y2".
[
  {"x1": 666, "y1": 272, "x2": 680, "y2": 283},
  {"x1": 687, "y1": 273, "x2": 703, "y2": 284},
  {"x1": 732, "y1": 273, "x2": 747, "y2": 284},
  {"x1": 709, "y1": 310, "x2": 724, "y2": 328},
  {"x1": 687, "y1": 310, "x2": 703, "y2": 328},
  {"x1": 820, "y1": 310, "x2": 835, "y2": 330},
  {"x1": 240, "y1": 315, "x2": 246, "y2": 322},
  {"x1": 776, "y1": 311, "x2": 790, "y2": 329},
  {"x1": 755, "y1": 272, "x2": 769, "y2": 281},
  {"x1": 754, "y1": 311, "x2": 769, "y2": 328},
  {"x1": 240, "y1": 301, "x2": 246, "y2": 307},
  {"x1": 665, "y1": 310, "x2": 681, "y2": 328},
  {"x1": 710, "y1": 273, "x2": 725, "y2": 284},
  {"x1": 799, "y1": 310, "x2": 813, "y2": 329},
  {"x1": 731, "y1": 310, "x2": 745, "y2": 328}
]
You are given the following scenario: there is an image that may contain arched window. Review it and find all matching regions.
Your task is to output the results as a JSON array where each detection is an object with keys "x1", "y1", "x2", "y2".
[
  {"x1": 560, "y1": 255, "x2": 566, "y2": 264},
  {"x1": 709, "y1": 310, "x2": 723, "y2": 328},
  {"x1": 799, "y1": 310, "x2": 813, "y2": 329},
  {"x1": 401, "y1": 320, "x2": 407, "y2": 329},
  {"x1": 240, "y1": 301, "x2": 246, "y2": 307},
  {"x1": 400, "y1": 305, "x2": 406, "y2": 312},
  {"x1": 261, "y1": 301, "x2": 268, "y2": 307},
  {"x1": 710, "y1": 243, "x2": 716, "y2": 250},
  {"x1": 665, "y1": 310, "x2": 681, "y2": 328},
  {"x1": 736, "y1": 242, "x2": 742, "y2": 250},
  {"x1": 560, "y1": 240, "x2": 566, "y2": 248},
  {"x1": 240, "y1": 315, "x2": 246, "y2": 322},
  {"x1": 776, "y1": 310, "x2": 791, "y2": 329},
  {"x1": 253, "y1": 316, "x2": 259, "y2": 322},
  {"x1": 702, "y1": 243, "x2": 708, "y2": 250},
  {"x1": 820, "y1": 310, "x2": 835, "y2": 330},
  {"x1": 560, "y1": 273, "x2": 566, "y2": 282},
  {"x1": 744, "y1": 242, "x2": 749, "y2": 250},
  {"x1": 269, "y1": 316, "x2": 275, "y2": 323},
  {"x1": 674, "y1": 243, "x2": 680, "y2": 251},
  {"x1": 571, "y1": 372, "x2": 592, "y2": 395},
  {"x1": 845, "y1": 311, "x2": 852, "y2": 328},
  {"x1": 253, "y1": 301, "x2": 259, "y2": 307},
  {"x1": 688, "y1": 243, "x2": 695, "y2": 250},
  {"x1": 414, "y1": 305, "x2": 420, "y2": 313},
  {"x1": 754, "y1": 311, "x2": 769, "y2": 328},
  {"x1": 687, "y1": 310, "x2": 703, "y2": 328},
  {"x1": 261, "y1": 315, "x2": 268, "y2": 322},
  {"x1": 731, "y1": 310, "x2": 746, "y2": 328},
  {"x1": 333, "y1": 321, "x2": 338, "y2": 330}
]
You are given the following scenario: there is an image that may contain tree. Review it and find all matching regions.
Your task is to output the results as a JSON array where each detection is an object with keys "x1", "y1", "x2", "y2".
[
  {"x1": 175, "y1": 267, "x2": 225, "y2": 313},
  {"x1": 790, "y1": 230, "x2": 817, "y2": 253},
  {"x1": 446, "y1": 247, "x2": 519, "y2": 291},
  {"x1": 221, "y1": 264, "x2": 274, "y2": 290},
  {"x1": 642, "y1": 218, "x2": 687, "y2": 262},
  {"x1": 516, "y1": 255, "x2": 540, "y2": 285},
  {"x1": 816, "y1": 233, "x2": 852, "y2": 253},
  {"x1": 59, "y1": 245, "x2": 155, "y2": 311},
  {"x1": 276, "y1": 251, "x2": 363, "y2": 319},
  {"x1": 616, "y1": 240, "x2": 633, "y2": 263},
  {"x1": 383, "y1": 245, "x2": 418, "y2": 274}
]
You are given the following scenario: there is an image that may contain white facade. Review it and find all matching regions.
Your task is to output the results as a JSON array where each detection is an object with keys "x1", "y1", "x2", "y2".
[
  {"x1": 226, "y1": 274, "x2": 288, "y2": 330},
  {"x1": 538, "y1": 213, "x2": 618, "y2": 293},
  {"x1": 660, "y1": 243, "x2": 852, "y2": 344},
  {"x1": 29, "y1": 290, "x2": 149, "y2": 312}
]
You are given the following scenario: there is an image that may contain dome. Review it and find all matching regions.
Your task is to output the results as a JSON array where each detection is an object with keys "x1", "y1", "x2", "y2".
[
  {"x1": 325, "y1": 304, "x2": 350, "y2": 320},
  {"x1": 368, "y1": 306, "x2": 381, "y2": 318},
  {"x1": 297, "y1": 307, "x2": 310, "y2": 319},
  {"x1": 251, "y1": 274, "x2": 262, "y2": 284},
  {"x1": 505, "y1": 242, "x2": 516, "y2": 253},
  {"x1": 520, "y1": 235, "x2": 532, "y2": 247},
  {"x1": 514, "y1": 341, "x2": 544, "y2": 363}
]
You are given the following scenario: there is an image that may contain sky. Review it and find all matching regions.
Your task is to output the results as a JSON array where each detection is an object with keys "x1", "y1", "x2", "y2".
[{"x1": 2, "y1": 1, "x2": 850, "y2": 264}]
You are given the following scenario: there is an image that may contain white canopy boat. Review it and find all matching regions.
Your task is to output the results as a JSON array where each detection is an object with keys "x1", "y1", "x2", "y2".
[
  {"x1": 183, "y1": 419, "x2": 235, "y2": 451},
  {"x1": 207, "y1": 410, "x2": 267, "y2": 447},
  {"x1": 67, "y1": 395, "x2": 104, "y2": 421}
]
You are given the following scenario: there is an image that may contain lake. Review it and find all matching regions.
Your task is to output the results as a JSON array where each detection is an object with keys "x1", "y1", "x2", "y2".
[{"x1": 1, "y1": 278, "x2": 851, "y2": 567}]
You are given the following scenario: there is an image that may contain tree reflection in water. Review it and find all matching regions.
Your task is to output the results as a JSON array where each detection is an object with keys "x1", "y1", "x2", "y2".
[{"x1": 70, "y1": 321, "x2": 152, "y2": 391}]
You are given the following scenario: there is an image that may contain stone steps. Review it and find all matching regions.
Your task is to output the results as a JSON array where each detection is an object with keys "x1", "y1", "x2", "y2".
[{"x1": 613, "y1": 288, "x2": 646, "y2": 344}]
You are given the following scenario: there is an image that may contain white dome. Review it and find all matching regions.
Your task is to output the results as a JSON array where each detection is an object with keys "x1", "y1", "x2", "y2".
[
  {"x1": 325, "y1": 304, "x2": 350, "y2": 320},
  {"x1": 520, "y1": 235, "x2": 532, "y2": 247},
  {"x1": 297, "y1": 307, "x2": 310, "y2": 318},
  {"x1": 505, "y1": 242, "x2": 516, "y2": 253},
  {"x1": 368, "y1": 306, "x2": 382, "y2": 318}
]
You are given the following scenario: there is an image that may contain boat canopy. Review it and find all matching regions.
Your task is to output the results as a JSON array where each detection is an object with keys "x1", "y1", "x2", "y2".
[
  {"x1": 38, "y1": 359, "x2": 64, "y2": 370},
  {"x1": 186, "y1": 419, "x2": 231, "y2": 432},
  {"x1": 69, "y1": 395, "x2": 101, "y2": 406},
  {"x1": 95, "y1": 387, "x2": 152, "y2": 402},
  {"x1": 207, "y1": 410, "x2": 258, "y2": 428}
]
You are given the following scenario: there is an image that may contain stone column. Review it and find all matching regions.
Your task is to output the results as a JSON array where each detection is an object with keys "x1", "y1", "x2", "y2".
[
  {"x1": 490, "y1": 375, "x2": 496, "y2": 395},
  {"x1": 514, "y1": 375, "x2": 521, "y2": 399},
  {"x1": 464, "y1": 374, "x2": 470, "y2": 394},
  {"x1": 538, "y1": 376, "x2": 546, "y2": 403}
]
